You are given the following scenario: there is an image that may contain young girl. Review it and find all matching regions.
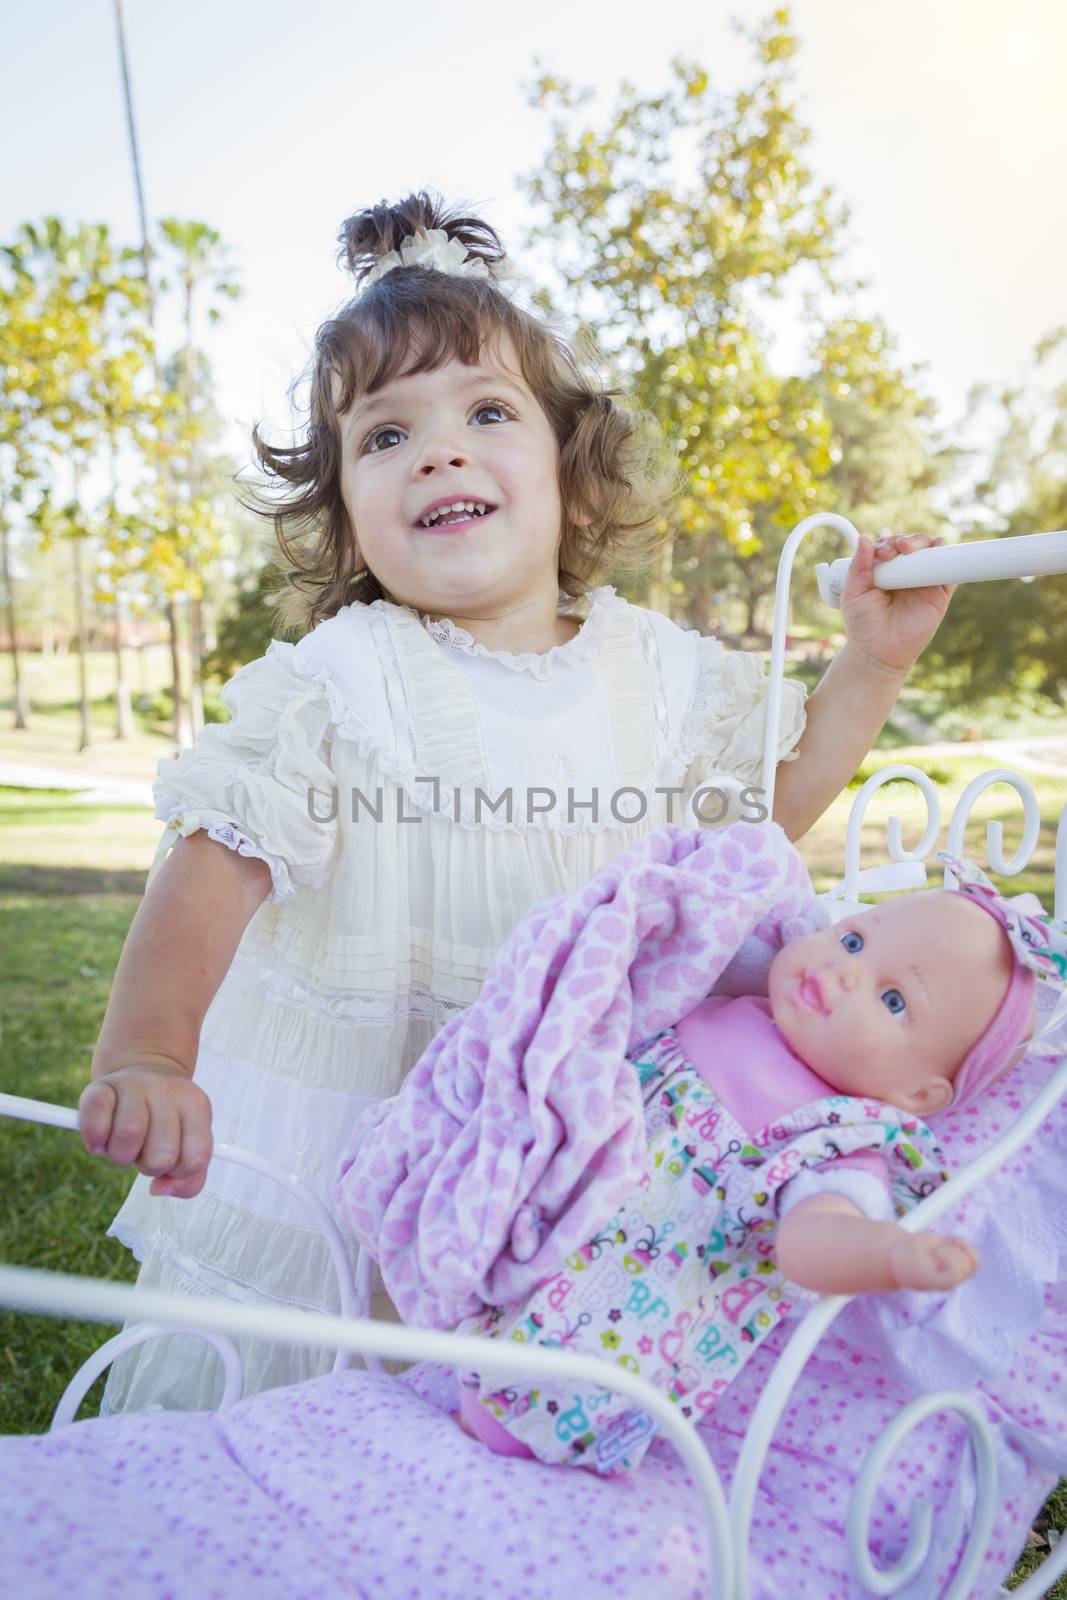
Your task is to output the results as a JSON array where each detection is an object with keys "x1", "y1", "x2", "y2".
[{"x1": 78, "y1": 190, "x2": 952, "y2": 1414}]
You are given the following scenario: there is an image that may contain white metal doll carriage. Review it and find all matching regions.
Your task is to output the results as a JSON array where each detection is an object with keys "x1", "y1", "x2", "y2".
[{"x1": 3, "y1": 514, "x2": 1067, "y2": 1600}]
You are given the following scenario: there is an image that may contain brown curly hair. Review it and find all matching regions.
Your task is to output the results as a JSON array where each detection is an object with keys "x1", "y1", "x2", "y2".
[{"x1": 250, "y1": 191, "x2": 677, "y2": 631}]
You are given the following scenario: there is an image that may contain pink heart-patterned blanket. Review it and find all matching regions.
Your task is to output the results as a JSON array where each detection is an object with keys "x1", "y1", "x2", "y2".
[{"x1": 334, "y1": 821, "x2": 821, "y2": 1327}]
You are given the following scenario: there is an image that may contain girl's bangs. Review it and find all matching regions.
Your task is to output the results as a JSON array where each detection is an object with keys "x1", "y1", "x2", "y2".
[{"x1": 324, "y1": 277, "x2": 518, "y2": 417}]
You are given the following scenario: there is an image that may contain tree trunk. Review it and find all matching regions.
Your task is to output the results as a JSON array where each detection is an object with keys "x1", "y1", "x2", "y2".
[
  {"x1": 645, "y1": 537, "x2": 675, "y2": 617},
  {"x1": 113, "y1": 591, "x2": 134, "y2": 739},
  {"x1": 167, "y1": 595, "x2": 192, "y2": 747},
  {"x1": 1, "y1": 517, "x2": 31, "y2": 729},
  {"x1": 72, "y1": 537, "x2": 93, "y2": 753},
  {"x1": 189, "y1": 592, "x2": 205, "y2": 734},
  {"x1": 684, "y1": 577, "x2": 716, "y2": 633}
]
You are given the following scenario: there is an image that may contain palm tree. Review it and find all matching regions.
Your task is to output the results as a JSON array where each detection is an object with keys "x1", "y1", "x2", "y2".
[
  {"x1": 112, "y1": 0, "x2": 193, "y2": 747},
  {"x1": 158, "y1": 218, "x2": 241, "y2": 735}
]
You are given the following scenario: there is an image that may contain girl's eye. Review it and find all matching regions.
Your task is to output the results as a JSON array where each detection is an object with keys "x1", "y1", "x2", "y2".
[
  {"x1": 881, "y1": 987, "x2": 907, "y2": 1016},
  {"x1": 472, "y1": 400, "x2": 513, "y2": 425},
  {"x1": 365, "y1": 425, "x2": 405, "y2": 454},
  {"x1": 840, "y1": 930, "x2": 864, "y2": 954},
  {"x1": 362, "y1": 400, "x2": 512, "y2": 454}
]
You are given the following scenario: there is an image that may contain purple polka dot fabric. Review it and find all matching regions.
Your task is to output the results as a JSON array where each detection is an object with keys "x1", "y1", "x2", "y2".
[
  {"x1": 0, "y1": 1342, "x2": 1056, "y2": 1598},
  {"x1": 335, "y1": 822, "x2": 822, "y2": 1327}
]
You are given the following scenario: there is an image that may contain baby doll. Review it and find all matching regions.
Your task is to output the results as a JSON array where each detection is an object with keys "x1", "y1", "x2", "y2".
[{"x1": 456, "y1": 869, "x2": 1050, "y2": 1473}]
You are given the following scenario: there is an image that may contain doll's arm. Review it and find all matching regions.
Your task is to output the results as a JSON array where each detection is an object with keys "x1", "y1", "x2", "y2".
[{"x1": 776, "y1": 1192, "x2": 979, "y2": 1295}]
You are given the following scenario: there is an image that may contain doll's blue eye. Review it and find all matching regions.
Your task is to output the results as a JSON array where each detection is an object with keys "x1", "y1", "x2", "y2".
[
  {"x1": 840, "y1": 930, "x2": 864, "y2": 954},
  {"x1": 881, "y1": 987, "x2": 907, "y2": 1015}
]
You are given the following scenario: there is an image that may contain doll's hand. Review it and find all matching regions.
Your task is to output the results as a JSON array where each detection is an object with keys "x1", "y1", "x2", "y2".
[
  {"x1": 79, "y1": 1060, "x2": 213, "y2": 1199},
  {"x1": 841, "y1": 533, "x2": 955, "y2": 676},
  {"x1": 888, "y1": 1230, "x2": 979, "y2": 1292}
]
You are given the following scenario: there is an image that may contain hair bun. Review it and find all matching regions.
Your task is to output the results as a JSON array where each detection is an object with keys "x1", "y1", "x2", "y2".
[{"x1": 337, "y1": 191, "x2": 506, "y2": 285}]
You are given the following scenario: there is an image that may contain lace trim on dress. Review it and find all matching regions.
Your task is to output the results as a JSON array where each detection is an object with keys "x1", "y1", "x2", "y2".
[
  {"x1": 284, "y1": 593, "x2": 784, "y2": 834},
  {"x1": 285, "y1": 614, "x2": 686, "y2": 835},
  {"x1": 154, "y1": 796, "x2": 295, "y2": 906},
  {"x1": 225, "y1": 948, "x2": 471, "y2": 1031},
  {"x1": 677, "y1": 631, "x2": 731, "y2": 769},
  {"x1": 403, "y1": 585, "x2": 624, "y2": 682}
]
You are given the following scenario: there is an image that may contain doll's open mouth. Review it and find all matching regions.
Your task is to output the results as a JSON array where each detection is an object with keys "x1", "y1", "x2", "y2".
[{"x1": 796, "y1": 973, "x2": 829, "y2": 1015}]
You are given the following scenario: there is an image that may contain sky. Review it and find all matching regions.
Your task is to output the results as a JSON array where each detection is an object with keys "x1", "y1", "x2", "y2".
[{"x1": 4, "y1": 0, "x2": 1066, "y2": 462}]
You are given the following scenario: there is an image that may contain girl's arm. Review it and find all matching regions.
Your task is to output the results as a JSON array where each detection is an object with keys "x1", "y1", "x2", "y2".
[
  {"x1": 79, "y1": 832, "x2": 271, "y2": 1199},
  {"x1": 776, "y1": 1192, "x2": 979, "y2": 1296},
  {"x1": 771, "y1": 533, "x2": 954, "y2": 840},
  {"x1": 771, "y1": 642, "x2": 905, "y2": 840}
]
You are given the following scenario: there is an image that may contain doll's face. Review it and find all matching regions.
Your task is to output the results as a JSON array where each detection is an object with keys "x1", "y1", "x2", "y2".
[{"x1": 768, "y1": 891, "x2": 1015, "y2": 1115}]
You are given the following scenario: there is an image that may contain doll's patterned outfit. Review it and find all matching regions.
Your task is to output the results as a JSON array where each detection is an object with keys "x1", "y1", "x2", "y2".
[{"x1": 459, "y1": 1017, "x2": 948, "y2": 1473}]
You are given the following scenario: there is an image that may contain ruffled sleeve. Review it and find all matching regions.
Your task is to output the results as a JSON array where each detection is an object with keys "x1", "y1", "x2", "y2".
[
  {"x1": 150, "y1": 642, "x2": 338, "y2": 905},
  {"x1": 681, "y1": 642, "x2": 806, "y2": 822}
]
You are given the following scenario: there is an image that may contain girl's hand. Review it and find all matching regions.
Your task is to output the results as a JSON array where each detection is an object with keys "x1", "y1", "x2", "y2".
[
  {"x1": 841, "y1": 533, "x2": 955, "y2": 677},
  {"x1": 888, "y1": 1230, "x2": 979, "y2": 1292},
  {"x1": 79, "y1": 1060, "x2": 213, "y2": 1199}
]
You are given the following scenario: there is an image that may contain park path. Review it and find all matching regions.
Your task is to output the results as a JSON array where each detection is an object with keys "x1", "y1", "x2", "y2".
[
  {"x1": 1, "y1": 737, "x2": 1065, "y2": 806},
  {"x1": 0, "y1": 760, "x2": 153, "y2": 806}
]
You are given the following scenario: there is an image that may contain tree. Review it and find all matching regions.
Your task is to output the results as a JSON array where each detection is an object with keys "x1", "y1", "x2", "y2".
[
  {"x1": 0, "y1": 261, "x2": 41, "y2": 728},
  {"x1": 521, "y1": 14, "x2": 845, "y2": 614},
  {"x1": 520, "y1": 10, "x2": 942, "y2": 632},
  {"x1": 916, "y1": 330, "x2": 1067, "y2": 708},
  {"x1": 204, "y1": 562, "x2": 297, "y2": 684},
  {"x1": 4, "y1": 219, "x2": 154, "y2": 749},
  {"x1": 158, "y1": 218, "x2": 241, "y2": 735}
]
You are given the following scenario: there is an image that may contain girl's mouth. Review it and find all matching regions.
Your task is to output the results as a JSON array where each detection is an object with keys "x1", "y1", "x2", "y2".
[{"x1": 416, "y1": 503, "x2": 498, "y2": 533}]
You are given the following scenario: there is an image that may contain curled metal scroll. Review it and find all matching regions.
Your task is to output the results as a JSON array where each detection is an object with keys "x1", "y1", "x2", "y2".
[
  {"x1": 944, "y1": 768, "x2": 1042, "y2": 878},
  {"x1": 846, "y1": 1392, "x2": 998, "y2": 1598},
  {"x1": 836, "y1": 763, "x2": 942, "y2": 905}
]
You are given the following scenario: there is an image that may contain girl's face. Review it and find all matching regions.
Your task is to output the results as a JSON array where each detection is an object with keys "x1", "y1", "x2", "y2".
[
  {"x1": 337, "y1": 334, "x2": 565, "y2": 620},
  {"x1": 768, "y1": 891, "x2": 1014, "y2": 1115}
]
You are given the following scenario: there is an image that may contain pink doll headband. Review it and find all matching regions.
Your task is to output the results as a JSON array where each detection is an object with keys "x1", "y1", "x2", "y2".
[{"x1": 937, "y1": 853, "x2": 1067, "y2": 1111}]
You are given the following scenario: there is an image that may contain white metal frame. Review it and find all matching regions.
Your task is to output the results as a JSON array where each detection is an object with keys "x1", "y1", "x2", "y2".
[{"x1": 2, "y1": 514, "x2": 1067, "y2": 1597}]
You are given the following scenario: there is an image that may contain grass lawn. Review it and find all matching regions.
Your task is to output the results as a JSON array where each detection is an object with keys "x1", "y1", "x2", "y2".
[
  {"x1": 0, "y1": 645, "x2": 181, "y2": 784},
  {"x1": 801, "y1": 749, "x2": 1066, "y2": 907},
  {"x1": 0, "y1": 792, "x2": 162, "y2": 1432},
  {"x1": 0, "y1": 721, "x2": 1065, "y2": 1586}
]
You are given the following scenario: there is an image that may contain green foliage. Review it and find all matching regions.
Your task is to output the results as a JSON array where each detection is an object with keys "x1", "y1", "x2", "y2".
[
  {"x1": 917, "y1": 330, "x2": 1067, "y2": 707},
  {"x1": 203, "y1": 563, "x2": 301, "y2": 684},
  {"x1": 521, "y1": 9, "x2": 941, "y2": 632}
]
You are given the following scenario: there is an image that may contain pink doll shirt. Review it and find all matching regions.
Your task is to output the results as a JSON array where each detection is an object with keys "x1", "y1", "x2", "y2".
[{"x1": 673, "y1": 994, "x2": 893, "y2": 1221}]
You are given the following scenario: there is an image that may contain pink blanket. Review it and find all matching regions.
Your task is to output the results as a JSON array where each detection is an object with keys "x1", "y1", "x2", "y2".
[{"x1": 335, "y1": 822, "x2": 821, "y2": 1327}]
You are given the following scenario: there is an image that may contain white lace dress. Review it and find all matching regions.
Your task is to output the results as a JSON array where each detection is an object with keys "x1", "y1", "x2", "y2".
[{"x1": 103, "y1": 586, "x2": 806, "y2": 1412}]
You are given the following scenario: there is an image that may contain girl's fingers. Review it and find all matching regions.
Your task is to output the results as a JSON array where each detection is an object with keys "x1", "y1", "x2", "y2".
[
  {"x1": 150, "y1": 1171, "x2": 207, "y2": 1199},
  {"x1": 175, "y1": 1103, "x2": 213, "y2": 1183},
  {"x1": 150, "y1": 1099, "x2": 213, "y2": 1199},
  {"x1": 138, "y1": 1102, "x2": 182, "y2": 1178},
  {"x1": 874, "y1": 533, "x2": 944, "y2": 561},
  {"x1": 104, "y1": 1087, "x2": 150, "y2": 1168},
  {"x1": 844, "y1": 534, "x2": 875, "y2": 595},
  {"x1": 78, "y1": 1079, "x2": 117, "y2": 1156}
]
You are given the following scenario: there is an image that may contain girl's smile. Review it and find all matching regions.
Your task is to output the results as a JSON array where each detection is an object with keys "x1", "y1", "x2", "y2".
[{"x1": 415, "y1": 497, "x2": 497, "y2": 530}]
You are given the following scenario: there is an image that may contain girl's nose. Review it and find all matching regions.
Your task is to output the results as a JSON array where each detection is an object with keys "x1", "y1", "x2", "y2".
[{"x1": 416, "y1": 433, "x2": 471, "y2": 475}]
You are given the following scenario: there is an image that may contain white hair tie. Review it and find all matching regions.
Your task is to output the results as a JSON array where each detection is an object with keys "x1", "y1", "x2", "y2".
[{"x1": 362, "y1": 228, "x2": 491, "y2": 289}]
